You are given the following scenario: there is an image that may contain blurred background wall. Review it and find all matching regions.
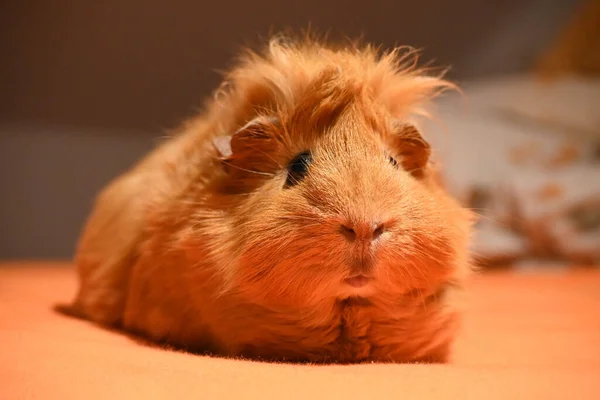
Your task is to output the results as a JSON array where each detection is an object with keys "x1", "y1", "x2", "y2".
[{"x1": 0, "y1": 0, "x2": 584, "y2": 259}]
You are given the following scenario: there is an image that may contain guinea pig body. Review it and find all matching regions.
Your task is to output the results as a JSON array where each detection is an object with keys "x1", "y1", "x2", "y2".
[{"x1": 70, "y1": 37, "x2": 474, "y2": 363}]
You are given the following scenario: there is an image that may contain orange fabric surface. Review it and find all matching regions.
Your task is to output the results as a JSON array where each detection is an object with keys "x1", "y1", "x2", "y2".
[{"x1": 1, "y1": 263, "x2": 599, "y2": 399}]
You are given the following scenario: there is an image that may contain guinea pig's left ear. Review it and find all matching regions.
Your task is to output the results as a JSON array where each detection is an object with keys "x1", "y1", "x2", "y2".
[{"x1": 390, "y1": 122, "x2": 431, "y2": 178}]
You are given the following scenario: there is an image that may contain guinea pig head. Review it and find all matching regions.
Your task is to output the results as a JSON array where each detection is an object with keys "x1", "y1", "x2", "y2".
[{"x1": 211, "y1": 66, "x2": 472, "y2": 309}]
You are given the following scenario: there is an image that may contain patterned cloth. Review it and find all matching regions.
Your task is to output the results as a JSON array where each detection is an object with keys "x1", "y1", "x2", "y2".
[{"x1": 422, "y1": 76, "x2": 600, "y2": 265}]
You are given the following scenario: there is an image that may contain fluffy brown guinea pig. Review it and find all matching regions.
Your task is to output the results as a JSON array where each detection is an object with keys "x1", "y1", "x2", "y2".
[{"x1": 68, "y1": 35, "x2": 474, "y2": 364}]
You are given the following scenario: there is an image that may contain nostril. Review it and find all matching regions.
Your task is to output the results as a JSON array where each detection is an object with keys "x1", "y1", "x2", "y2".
[
  {"x1": 340, "y1": 224, "x2": 356, "y2": 240},
  {"x1": 373, "y1": 223, "x2": 385, "y2": 239},
  {"x1": 340, "y1": 221, "x2": 385, "y2": 241}
]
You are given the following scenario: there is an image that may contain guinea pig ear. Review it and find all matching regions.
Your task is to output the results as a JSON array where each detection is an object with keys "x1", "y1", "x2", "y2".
[
  {"x1": 211, "y1": 117, "x2": 275, "y2": 163},
  {"x1": 212, "y1": 116, "x2": 281, "y2": 177},
  {"x1": 212, "y1": 135, "x2": 233, "y2": 159},
  {"x1": 390, "y1": 121, "x2": 431, "y2": 178}
]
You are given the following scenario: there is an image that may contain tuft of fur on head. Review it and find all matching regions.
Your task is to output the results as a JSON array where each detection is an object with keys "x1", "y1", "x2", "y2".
[{"x1": 203, "y1": 34, "x2": 456, "y2": 137}]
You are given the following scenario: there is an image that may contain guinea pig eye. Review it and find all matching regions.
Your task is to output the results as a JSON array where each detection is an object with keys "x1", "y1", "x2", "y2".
[
  {"x1": 388, "y1": 156, "x2": 398, "y2": 168},
  {"x1": 285, "y1": 151, "x2": 312, "y2": 187}
]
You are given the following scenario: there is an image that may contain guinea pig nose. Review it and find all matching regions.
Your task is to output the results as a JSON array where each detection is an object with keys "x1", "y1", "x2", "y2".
[{"x1": 340, "y1": 221, "x2": 385, "y2": 241}]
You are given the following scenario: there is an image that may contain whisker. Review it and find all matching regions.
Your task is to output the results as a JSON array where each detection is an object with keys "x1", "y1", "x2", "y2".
[
  {"x1": 245, "y1": 143, "x2": 283, "y2": 167},
  {"x1": 217, "y1": 158, "x2": 276, "y2": 177}
]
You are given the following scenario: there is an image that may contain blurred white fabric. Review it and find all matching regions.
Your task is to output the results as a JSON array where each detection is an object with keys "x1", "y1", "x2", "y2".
[{"x1": 423, "y1": 75, "x2": 600, "y2": 265}]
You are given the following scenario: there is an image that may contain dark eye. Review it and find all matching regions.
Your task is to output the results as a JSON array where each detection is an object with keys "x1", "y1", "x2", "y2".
[
  {"x1": 388, "y1": 156, "x2": 398, "y2": 168},
  {"x1": 285, "y1": 151, "x2": 312, "y2": 187}
]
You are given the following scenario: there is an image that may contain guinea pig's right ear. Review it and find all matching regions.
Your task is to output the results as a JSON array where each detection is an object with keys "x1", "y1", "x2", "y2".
[
  {"x1": 212, "y1": 135, "x2": 233, "y2": 159},
  {"x1": 211, "y1": 116, "x2": 281, "y2": 176}
]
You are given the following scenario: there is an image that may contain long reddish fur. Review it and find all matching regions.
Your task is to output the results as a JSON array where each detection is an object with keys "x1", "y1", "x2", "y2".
[{"x1": 69, "y1": 35, "x2": 474, "y2": 363}]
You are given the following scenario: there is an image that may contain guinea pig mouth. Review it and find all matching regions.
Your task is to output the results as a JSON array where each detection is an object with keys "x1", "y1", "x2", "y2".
[{"x1": 344, "y1": 275, "x2": 373, "y2": 288}]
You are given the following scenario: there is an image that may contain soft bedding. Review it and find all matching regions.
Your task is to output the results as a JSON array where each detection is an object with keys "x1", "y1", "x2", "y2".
[{"x1": 1, "y1": 262, "x2": 599, "y2": 399}]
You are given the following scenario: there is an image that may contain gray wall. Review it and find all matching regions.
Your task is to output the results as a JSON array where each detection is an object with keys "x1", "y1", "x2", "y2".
[{"x1": 0, "y1": 0, "x2": 582, "y2": 259}]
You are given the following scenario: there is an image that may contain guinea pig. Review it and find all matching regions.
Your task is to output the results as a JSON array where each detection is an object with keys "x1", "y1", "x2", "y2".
[{"x1": 67, "y1": 35, "x2": 474, "y2": 364}]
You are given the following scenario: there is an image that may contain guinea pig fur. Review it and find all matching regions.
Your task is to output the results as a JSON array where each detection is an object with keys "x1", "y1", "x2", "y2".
[{"x1": 69, "y1": 36, "x2": 474, "y2": 364}]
